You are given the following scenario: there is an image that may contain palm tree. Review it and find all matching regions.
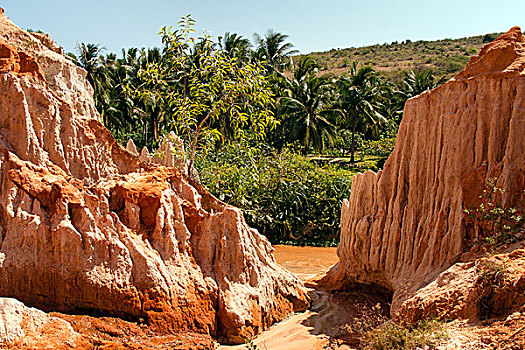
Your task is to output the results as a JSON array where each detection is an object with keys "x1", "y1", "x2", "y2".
[
  {"x1": 76, "y1": 43, "x2": 111, "y2": 125},
  {"x1": 253, "y1": 29, "x2": 298, "y2": 73},
  {"x1": 77, "y1": 43, "x2": 105, "y2": 82},
  {"x1": 401, "y1": 69, "x2": 446, "y2": 98},
  {"x1": 277, "y1": 56, "x2": 336, "y2": 155},
  {"x1": 101, "y1": 52, "x2": 136, "y2": 140},
  {"x1": 336, "y1": 62, "x2": 387, "y2": 162},
  {"x1": 218, "y1": 32, "x2": 251, "y2": 61}
]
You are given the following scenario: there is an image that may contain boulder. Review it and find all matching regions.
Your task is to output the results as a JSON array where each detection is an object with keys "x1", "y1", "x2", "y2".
[{"x1": 0, "y1": 298, "x2": 86, "y2": 349}]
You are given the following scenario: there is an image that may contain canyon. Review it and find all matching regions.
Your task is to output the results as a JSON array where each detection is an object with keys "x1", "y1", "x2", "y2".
[{"x1": 1, "y1": 5, "x2": 525, "y2": 350}]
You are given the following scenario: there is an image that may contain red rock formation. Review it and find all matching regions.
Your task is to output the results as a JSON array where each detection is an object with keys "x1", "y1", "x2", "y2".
[
  {"x1": 0, "y1": 8, "x2": 308, "y2": 345},
  {"x1": 396, "y1": 249, "x2": 525, "y2": 324},
  {"x1": 0, "y1": 39, "x2": 44, "y2": 79},
  {"x1": 0, "y1": 297, "x2": 218, "y2": 349},
  {"x1": 29, "y1": 32, "x2": 64, "y2": 55},
  {"x1": 316, "y1": 27, "x2": 525, "y2": 317}
]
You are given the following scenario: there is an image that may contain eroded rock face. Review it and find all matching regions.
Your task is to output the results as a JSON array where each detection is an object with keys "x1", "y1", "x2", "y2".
[
  {"x1": 316, "y1": 27, "x2": 525, "y2": 315},
  {"x1": 0, "y1": 297, "x2": 218, "y2": 349},
  {"x1": 0, "y1": 8, "x2": 308, "y2": 345},
  {"x1": 396, "y1": 249, "x2": 525, "y2": 324}
]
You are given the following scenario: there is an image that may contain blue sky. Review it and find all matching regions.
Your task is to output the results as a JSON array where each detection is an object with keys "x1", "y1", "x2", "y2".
[{"x1": 2, "y1": 0, "x2": 524, "y2": 56}]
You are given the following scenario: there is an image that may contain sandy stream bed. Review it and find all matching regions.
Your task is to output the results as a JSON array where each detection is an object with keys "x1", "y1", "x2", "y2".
[{"x1": 219, "y1": 245, "x2": 384, "y2": 350}]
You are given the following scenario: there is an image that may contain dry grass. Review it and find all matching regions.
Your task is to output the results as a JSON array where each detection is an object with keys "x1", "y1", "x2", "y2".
[{"x1": 293, "y1": 32, "x2": 503, "y2": 82}]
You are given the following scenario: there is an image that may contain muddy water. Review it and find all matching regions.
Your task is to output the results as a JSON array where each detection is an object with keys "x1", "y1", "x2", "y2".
[
  {"x1": 219, "y1": 245, "x2": 387, "y2": 350},
  {"x1": 273, "y1": 245, "x2": 340, "y2": 280}
]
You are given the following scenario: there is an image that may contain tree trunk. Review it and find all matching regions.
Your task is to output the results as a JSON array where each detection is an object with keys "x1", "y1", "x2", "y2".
[
  {"x1": 351, "y1": 122, "x2": 356, "y2": 163},
  {"x1": 143, "y1": 121, "x2": 148, "y2": 149},
  {"x1": 151, "y1": 107, "x2": 159, "y2": 144}
]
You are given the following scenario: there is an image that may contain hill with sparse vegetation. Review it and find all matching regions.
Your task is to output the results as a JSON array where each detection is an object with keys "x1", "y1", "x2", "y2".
[{"x1": 294, "y1": 32, "x2": 503, "y2": 82}]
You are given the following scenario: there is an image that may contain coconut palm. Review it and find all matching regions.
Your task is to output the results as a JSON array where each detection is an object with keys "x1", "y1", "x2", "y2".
[
  {"x1": 77, "y1": 43, "x2": 106, "y2": 83},
  {"x1": 277, "y1": 57, "x2": 336, "y2": 155},
  {"x1": 101, "y1": 52, "x2": 137, "y2": 140},
  {"x1": 218, "y1": 32, "x2": 251, "y2": 61},
  {"x1": 336, "y1": 62, "x2": 387, "y2": 162},
  {"x1": 401, "y1": 69, "x2": 446, "y2": 98},
  {"x1": 76, "y1": 43, "x2": 112, "y2": 124},
  {"x1": 253, "y1": 29, "x2": 298, "y2": 73}
]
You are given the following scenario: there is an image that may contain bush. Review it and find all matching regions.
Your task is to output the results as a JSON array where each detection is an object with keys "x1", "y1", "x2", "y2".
[
  {"x1": 361, "y1": 137, "x2": 396, "y2": 157},
  {"x1": 464, "y1": 177, "x2": 524, "y2": 245},
  {"x1": 363, "y1": 319, "x2": 447, "y2": 350},
  {"x1": 483, "y1": 33, "x2": 498, "y2": 43},
  {"x1": 197, "y1": 140, "x2": 355, "y2": 245},
  {"x1": 475, "y1": 258, "x2": 508, "y2": 319}
]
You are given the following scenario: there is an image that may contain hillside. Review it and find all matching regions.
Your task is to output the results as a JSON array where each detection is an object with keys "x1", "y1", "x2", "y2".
[{"x1": 295, "y1": 32, "x2": 503, "y2": 82}]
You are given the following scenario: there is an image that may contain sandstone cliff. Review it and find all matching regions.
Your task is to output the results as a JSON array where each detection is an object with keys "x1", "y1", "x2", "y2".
[
  {"x1": 0, "y1": 8, "x2": 308, "y2": 346},
  {"x1": 317, "y1": 27, "x2": 525, "y2": 319}
]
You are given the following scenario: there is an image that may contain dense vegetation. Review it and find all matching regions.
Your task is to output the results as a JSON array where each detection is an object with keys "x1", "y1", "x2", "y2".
[
  {"x1": 198, "y1": 139, "x2": 355, "y2": 245},
  {"x1": 64, "y1": 18, "x2": 486, "y2": 245}
]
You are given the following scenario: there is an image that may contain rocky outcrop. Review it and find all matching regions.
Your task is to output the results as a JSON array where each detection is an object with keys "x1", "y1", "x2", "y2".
[
  {"x1": 128, "y1": 132, "x2": 191, "y2": 177},
  {"x1": 316, "y1": 27, "x2": 525, "y2": 317},
  {"x1": 0, "y1": 297, "x2": 218, "y2": 349},
  {"x1": 29, "y1": 32, "x2": 64, "y2": 55},
  {"x1": 397, "y1": 249, "x2": 525, "y2": 324},
  {"x1": 0, "y1": 298, "x2": 87, "y2": 349},
  {"x1": 0, "y1": 8, "x2": 308, "y2": 345}
]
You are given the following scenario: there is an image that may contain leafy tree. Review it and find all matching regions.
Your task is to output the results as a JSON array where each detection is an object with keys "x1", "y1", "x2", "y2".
[
  {"x1": 133, "y1": 16, "x2": 276, "y2": 178},
  {"x1": 218, "y1": 32, "x2": 252, "y2": 61},
  {"x1": 97, "y1": 47, "x2": 165, "y2": 147},
  {"x1": 76, "y1": 43, "x2": 111, "y2": 124},
  {"x1": 401, "y1": 69, "x2": 446, "y2": 99},
  {"x1": 198, "y1": 139, "x2": 355, "y2": 245},
  {"x1": 336, "y1": 62, "x2": 387, "y2": 162}
]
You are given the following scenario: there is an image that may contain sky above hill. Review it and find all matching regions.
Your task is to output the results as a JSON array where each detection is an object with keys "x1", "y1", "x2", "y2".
[{"x1": 2, "y1": 0, "x2": 524, "y2": 56}]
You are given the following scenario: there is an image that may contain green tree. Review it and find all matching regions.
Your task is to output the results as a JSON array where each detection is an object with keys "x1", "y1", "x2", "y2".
[
  {"x1": 218, "y1": 32, "x2": 252, "y2": 61},
  {"x1": 253, "y1": 29, "x2": 298, "y2": 73},
  {"x1": 336, "y1": 62, "x2": 387, "y2": 162},
  {"x1": 76, "y1": 43, "x2": 111, "y2": 124},
  {"x1": 134, "y1": 16, "x2": 276, "y2": 178},
  {"x1": 277, "y1": 56, "x2": 336, "y2": 155},
  {"x1": 401, "y1": 69, "x2": 446, "y2": 98}
]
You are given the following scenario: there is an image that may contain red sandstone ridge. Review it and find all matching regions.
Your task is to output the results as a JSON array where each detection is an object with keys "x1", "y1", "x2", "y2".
[
  {"x1": 314, "y1": 27, "x2": 525, "y2": 324},
  {"x1": 0, "y1": 8, "x2": 308, "y2": 348}
]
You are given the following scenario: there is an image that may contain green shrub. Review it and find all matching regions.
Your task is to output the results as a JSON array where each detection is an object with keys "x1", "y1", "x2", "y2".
[
  {"x1": 483, "y1": 33, "x2": 498, "y2": 43},
  {"x1": 361, "y1": 137, "x2": 396, "y2": 157},
  {"x1": 464, "y1": 177, "x2": 524, "y2": 245},
  {"x1": 363, "y1": 319, "x2": 447, "y2": 350},
  {"x1": 244, "y1": 340, "x2": 258, "y2": 349},
  {"x1": 475, "y1": 258, "x2": 508, "y2": 319},
  {"x1": 197, "y1": 140, "x2": 355, "y2": 245}
]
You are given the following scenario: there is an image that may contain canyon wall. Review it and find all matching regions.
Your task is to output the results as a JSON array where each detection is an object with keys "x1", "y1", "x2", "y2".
[
  {"x1": 318, "y1": 27, "x2": 525, "y2": 314},
  {"x1": 0, "y1": 8, "x2": 308, "y2": 346}
]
